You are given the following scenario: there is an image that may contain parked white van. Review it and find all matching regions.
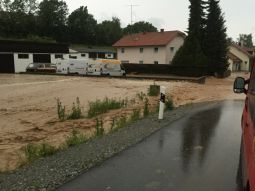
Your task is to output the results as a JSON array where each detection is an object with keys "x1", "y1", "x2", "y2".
[
  {"x1": 99, "y1": 59, "x2": 126, "y2": 76},
  {"x1": 87, "y1": 60, "x2": 102, "y2": 76},
  {"x1": 56, "y1": 59, "x2": 89, "y2": 75}
]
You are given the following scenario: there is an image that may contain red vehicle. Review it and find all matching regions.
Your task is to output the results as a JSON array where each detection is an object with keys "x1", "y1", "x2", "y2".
[{"x1": 234, "y1": 69, "x2": 255, "y2": 191}]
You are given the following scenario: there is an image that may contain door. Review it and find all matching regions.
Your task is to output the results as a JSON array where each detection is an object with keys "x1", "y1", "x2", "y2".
[
  {"x1": 0, "y1": 54, "x2": 15, "y2": 73},
  {"x1": 33, "y1": 54, "x2": 51, "y2": 63}
]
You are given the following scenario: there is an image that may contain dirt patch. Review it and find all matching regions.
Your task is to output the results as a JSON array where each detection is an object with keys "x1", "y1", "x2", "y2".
[{"x1": 0, "y1": 73, "x2": 247, "y2": 172}]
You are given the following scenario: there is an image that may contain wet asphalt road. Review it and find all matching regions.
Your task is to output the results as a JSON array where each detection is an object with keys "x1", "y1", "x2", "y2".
[{"x1": 57, "y1": 100, "x2": 244, "y2": 191}]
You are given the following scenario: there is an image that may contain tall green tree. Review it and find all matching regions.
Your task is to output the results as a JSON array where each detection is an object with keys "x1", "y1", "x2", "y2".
[
  {"x1": 123, "y1": 21, "x2": 157, "y2": 34},
  {"x1": 37, "y1": 0, "x2": 68, "y2": 42},
  {"x1": 204, "y1": 0, "x2": 228, "y2": 75},
  {"x1": 172, "y1": 0, "x2": 207, "y2": 67},
  {"x1": 96, "y1": 17, "x2": 122, "y2": 45},
  {"x1": 237, "y1": 34, "x2": 254, "y2": 48},
  {"x1": 67, "y1": 6, "x2": 97, "y2": 44}
]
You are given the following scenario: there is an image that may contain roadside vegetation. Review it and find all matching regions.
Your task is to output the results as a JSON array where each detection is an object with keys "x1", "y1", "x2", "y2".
[{"x1": 24, "y1": 84, "x2": 174, "y2": 164}]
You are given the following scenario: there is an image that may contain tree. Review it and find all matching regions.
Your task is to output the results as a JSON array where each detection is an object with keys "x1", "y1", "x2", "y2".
[
  {"x1": 123, "y1": 21, "x2": 157, "y2": 34},
  {"x1": 172, "y1": 0, "x2": 207, "y2": 67},
  {"x1": 38, "y1": 0, "x2": 68, "y2": 42},
  {"x1": 96, "y1": 17, "x2": 122, "y2": 45},
  {"x1": 67, "y1": 6, "x2": 97, "y2": 44},
  {"x1": 204, "y1": 0, "x2": 228, "y2": 75},
  {"x1": 237, "y1": 34, "x2": 254, "y2": 48}
]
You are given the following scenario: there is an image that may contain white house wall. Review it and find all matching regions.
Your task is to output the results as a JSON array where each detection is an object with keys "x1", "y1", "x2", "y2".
[
  {"x1": 229, "y1": 46, "x2": 250, "y2": 71},
  {"x1": 51, "y1": 54, "x2": 69, "y2": 64},
  {"x1": 117, "y1": 46, "x2": 166, "y2": 64},
  {"x1": 165, "y1": 36, "x2": 184, "y2": 64},
  {"x1": 14, "y1": 53, "x2": 33, "y2": 73}
]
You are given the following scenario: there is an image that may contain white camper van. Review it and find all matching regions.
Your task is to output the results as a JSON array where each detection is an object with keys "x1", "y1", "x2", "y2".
[
  {"x1": 87, "y1": 60, "x2": 102, "y2": 76},
  {"x1": 56, "y1": 59, "x2": 89, "y2": 75},
  {"x1": 100, "y1": 59, "x2": 126, "y2": 76}
]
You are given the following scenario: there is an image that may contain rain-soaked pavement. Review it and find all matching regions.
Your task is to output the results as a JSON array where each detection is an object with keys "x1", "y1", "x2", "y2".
[{"x1": 57, "y1": 100, "x2": 244, "y2": 191}]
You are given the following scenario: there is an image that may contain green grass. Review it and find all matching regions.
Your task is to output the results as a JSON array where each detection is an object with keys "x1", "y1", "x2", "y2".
[
  {"x1": 94, "y1": 118, "x2": 105, "y2": 137},
  {"x1": 130, "y1": 109, "x2": 141, "y2": 122},
  {"x1": 87, "y1": 97, "x2": 127, "y2": 118},
  {"x1": 67, "y1": 97, "x2": 83, "y2": 120},
  {"x1": 143, "y1": 98, "x2": 150, "y2": 117},
  {"x1": 65, "y1": 129, "x2": 87, "y2": 147},
  {"x1": 165, "y1": 96, "x2": 174, "y2": 111},
  {"x1": 148, "y1": 84, "x2": 160, "y2": 96},
  {"x1": 57, "y1": 98, "x2": 66, "y2": 121},
  {"x1": 25, "y1": 143, "x2": 56, "y2": 161}
]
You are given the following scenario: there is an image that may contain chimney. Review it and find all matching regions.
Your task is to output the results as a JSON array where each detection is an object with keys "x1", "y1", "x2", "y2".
[{"x1": 160, "y1": 29, "x2": 164, "y2": 33}]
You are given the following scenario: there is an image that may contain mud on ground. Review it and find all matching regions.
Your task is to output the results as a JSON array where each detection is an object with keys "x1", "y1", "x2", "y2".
[{"x1": 0, "y1": 73, "x2": 246, "y2": 172}]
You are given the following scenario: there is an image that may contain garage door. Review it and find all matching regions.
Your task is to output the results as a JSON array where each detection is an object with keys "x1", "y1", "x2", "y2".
[
  {"x1": 0, "y1": 54, "x2": 14, "y2": 73},
  {"x1": 33, "y1": 54, "x2": 51, "y2": 63}
]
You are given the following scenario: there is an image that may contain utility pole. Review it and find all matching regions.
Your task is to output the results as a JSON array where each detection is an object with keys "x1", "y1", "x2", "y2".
[{"x1": 127, "y1": 4, "x2": 139, "y2": 25}]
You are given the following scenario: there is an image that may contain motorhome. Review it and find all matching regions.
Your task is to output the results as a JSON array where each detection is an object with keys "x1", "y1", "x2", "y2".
[
  {"x1": 99, "y1": 59, "x2": 126, "y2": 76},
  {"x1": 87, "y1": 60, "x2": 102, "y2": 76},
  {"x1": 56, "y1": 59, "x2": 89, "y2": 75}
]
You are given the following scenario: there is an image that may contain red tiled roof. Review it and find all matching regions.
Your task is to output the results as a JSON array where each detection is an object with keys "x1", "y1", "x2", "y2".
[
  {"x1": 227, "y1": 52, "x2": 242, "y2": 62},
  {"x1": 113, "y1": 30, "x2": 186, "y2": 47},
  {"x1": 230, "y1": 43, "x2": 253, "y2": 58}
]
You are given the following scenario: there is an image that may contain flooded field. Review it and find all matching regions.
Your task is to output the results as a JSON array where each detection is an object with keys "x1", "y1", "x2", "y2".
[{"x1": 0, "y1": 74, "x2": 246, "y2": 172}]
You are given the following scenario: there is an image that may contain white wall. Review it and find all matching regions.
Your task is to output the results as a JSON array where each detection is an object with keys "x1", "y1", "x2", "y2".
[
  {"x1": 116, "y1": 36, "x2": 184, "y2": 64},
  {"x1": 14, "y1": 53, "x2": 33, "y2": 73},
  {"x1": 68, "y1": 53, "x2": 89, "y2": 60},
  {"x1": 229, "y1": 46, "x2": 250, "y2": 71},
  {"x1": 51, "y1": 53, "x2": 69, "y2": 64},
  {"x1": 165, "y1": 36, "x2": 184, "y2": 64},
  {"x1": 117, "y1": 46, "x2": 166, "y2": 64}
]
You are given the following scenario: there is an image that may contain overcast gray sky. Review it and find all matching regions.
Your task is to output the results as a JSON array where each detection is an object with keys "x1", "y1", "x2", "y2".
[{"x1": 60, "y1": 0, "x2": 255, "y2": 41}]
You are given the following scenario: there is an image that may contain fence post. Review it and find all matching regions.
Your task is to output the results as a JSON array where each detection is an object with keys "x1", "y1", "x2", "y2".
[{"x1": 158, "y1": 86, "x2": 166, "y2": 120}]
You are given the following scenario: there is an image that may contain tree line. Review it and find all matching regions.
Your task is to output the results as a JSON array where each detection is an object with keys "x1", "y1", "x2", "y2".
[
  {"x1": 172, "y1": 0, "x2": 229, "y2": 76},
  {"x1": 0, "y1": 0, "x2": 157, "y2": 45}
]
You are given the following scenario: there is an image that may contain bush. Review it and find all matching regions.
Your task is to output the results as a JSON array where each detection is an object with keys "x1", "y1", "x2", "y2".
[
  {"x1": 88, "y1": 97, "x2": 127, "y2": 118},
  {"x1": 25, "y1": 143, "x2": 56, "y2": 161},
  {"x1": 165, "y1": 96, "x2": 174, "y2": 110},
  {"x1": 148, "y1": 83, "x2": 160, "y2": 96},
  {"x1": 143, "y1": 98, "x2": 149, "y2": 117},
  {"x1": 67, "y1": 97, "x2": 83, "y2": 120},
  {"x1": 57, "y1": 98, "x2": 66, "y2": 121},
  {"x1": 65, "y1": 129, "x2": 87, "y2": 147},
  {"x1": 94, "y1": 118, "x2": 104, "y2": 137},
  {"x1": 130, "y1": 109, "x2": 140, "y2": 122}
]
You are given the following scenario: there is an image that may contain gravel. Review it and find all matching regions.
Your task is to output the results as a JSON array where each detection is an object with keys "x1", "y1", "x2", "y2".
[{"x1": 0, "y1": 101, "x2": 218, "y2": 191}]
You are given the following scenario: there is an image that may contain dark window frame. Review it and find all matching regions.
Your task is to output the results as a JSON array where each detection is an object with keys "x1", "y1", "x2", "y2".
[
  {"x1": 55, "y1": 54, "x2": 63, "y2": 59},
  {"x1": 18, "y1": 54, "x2": 29, "y2": 59}
]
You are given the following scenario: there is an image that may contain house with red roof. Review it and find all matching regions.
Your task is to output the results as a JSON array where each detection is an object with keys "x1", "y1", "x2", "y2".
[
  {"x1": 228, "y1": 43, "x2": 255, "y2": 72},
  {"x1": 112, "y1": 30, "x2": 186, "y2": 65}
]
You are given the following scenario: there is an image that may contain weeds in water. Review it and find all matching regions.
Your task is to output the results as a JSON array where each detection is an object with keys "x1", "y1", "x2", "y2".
[
  {"x1": 143, "y1": 98, "x2": 149, "y2": 117},
  {"x1": 67, "y1": 97, "x2": 83, "y2": 120},
  {"x1": 25, "y1": 142, "x2": 56, "y2": 161},
  {"x1": 65, "y1": 129, "x2": 87, "y2": 147},
  {"x1": 94, "y1": 118, "x2": 104, "y2": 137},
  {"x1": 88, "y1": 97, "x2": 127, "y2": 118},
  {"x1": 148, "y1": 83, "x2": 160, "y2": 96},
  {"x1": 136, "y1": 92, "x2": 147, "y2": 101},
  {"x1": 57, "y1": 98, "x2": 66, "y2": 121},
  {"x1": 130, "y1": 109, "x2": 140, "y2": 122}
]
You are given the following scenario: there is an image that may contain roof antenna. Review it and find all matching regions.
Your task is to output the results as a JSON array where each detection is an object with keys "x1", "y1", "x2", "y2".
[{"x1": 126, "y1": 4, "x2": 139, "y2": 34}]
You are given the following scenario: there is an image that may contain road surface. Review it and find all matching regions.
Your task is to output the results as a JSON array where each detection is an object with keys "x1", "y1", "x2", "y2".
[{"x1": 57, "y1": 100, "x2": 244, "y2": 191}]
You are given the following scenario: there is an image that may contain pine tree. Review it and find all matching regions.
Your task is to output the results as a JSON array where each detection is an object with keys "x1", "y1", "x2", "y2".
[
  {"x1": 204, "y1": 0, "x2": 228, "y2": 75},
  {"x1": 172, "y1": 0, "x2": 207, "y2": 67}
]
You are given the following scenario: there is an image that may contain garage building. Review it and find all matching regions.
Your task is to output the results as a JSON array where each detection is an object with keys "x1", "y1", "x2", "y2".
[{"x1": 0, "y1": 40, "x2": 69, "y2": 73}]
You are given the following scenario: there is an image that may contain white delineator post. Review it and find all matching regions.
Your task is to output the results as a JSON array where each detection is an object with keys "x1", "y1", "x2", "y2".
[{"x1": 158, "y1": 86, "x2": 166, "y2": 120}]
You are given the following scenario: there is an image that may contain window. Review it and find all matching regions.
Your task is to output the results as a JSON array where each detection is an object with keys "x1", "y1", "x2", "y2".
[
  {"x1": 121, "y1": 48, "x2": 125, "y2": 53},
  {"x1": 18, "y1": 54, "x2": 29, "y2": 59},
  {"x1": 107, "y1": 54, "x2": 112, "y2": 57},
  {"x1": 154, "y1": 61, "x2": 159, "y2": 64},
  {"x1": 154, "y1": 47, "x2": 159, "y2": 53},
  {"x1": 81, "y1": 54, "x2": 86, "y2": 57},
  {"x1": 69, "y1": 55, "x2": 77, "y2": 59},
  {"x1": 55, "y1": 54, "x2": 63, "y2": 59},
  {"x1": 170, "y1": 47, "x2": 175, "y2": 52},
  {"x1": 139, "y1": 61, "x2": 143, "y2": 64},
  {"x1": 140, "y1": 48, "x2": 143, "y2": 53}
]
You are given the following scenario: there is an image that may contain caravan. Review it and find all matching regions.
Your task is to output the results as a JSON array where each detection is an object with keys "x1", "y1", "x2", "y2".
[
  {"x1": 56, "y1": 59, "x2": 89, "y2": 75},
  {"x1": 99, "y1": 59, "x2": 126, "y2": 76}
]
